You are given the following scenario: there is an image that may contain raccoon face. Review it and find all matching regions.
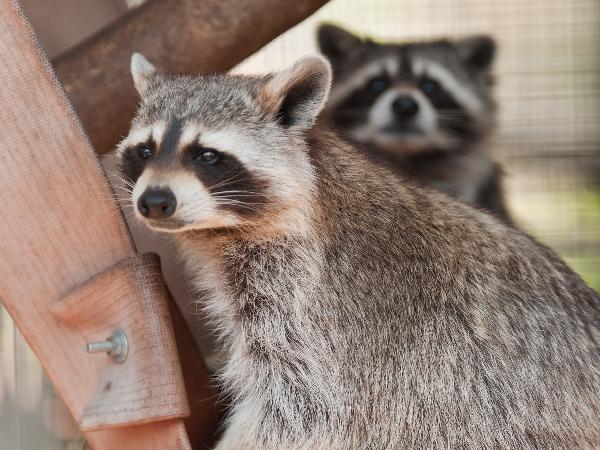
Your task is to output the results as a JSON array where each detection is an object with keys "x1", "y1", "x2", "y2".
[
  {"x1": 318, "y1": 24, "x2": 496, "y2": 156},
  {"x1": 117, "y1": 53, "x2": 331, "y2": 233}
]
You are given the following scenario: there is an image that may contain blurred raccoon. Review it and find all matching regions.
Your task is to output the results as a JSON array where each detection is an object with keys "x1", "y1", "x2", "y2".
[{"x1": 318, "y1": 24, "x2": 510, "y2": 221}]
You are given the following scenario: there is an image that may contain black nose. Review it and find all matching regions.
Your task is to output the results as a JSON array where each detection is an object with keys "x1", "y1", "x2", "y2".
[
  {"x1": 137, "y1": 188, "x2": 176, "y2": 219},
  {"x1": 392, "y1": 96, "x2": 419, "y2": 119}
]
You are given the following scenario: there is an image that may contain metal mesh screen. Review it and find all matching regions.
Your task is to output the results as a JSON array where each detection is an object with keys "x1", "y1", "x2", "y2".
[{"x1": 236, "y1": 0, "x2": 600, "y2": 289}]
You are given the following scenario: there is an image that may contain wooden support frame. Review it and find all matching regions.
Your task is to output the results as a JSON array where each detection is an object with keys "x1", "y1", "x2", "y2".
[{"x1": 0, "y1": 1, "x2": 190, "y2": 448}]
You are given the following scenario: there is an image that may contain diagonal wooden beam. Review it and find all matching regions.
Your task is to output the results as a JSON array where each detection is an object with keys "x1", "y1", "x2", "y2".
[
  {"x1": 0, "y1": 1, "x2": 196, "y2": 448},
  {"x1": 54, "y1": 0, "x2": 330, "y2": 155}
]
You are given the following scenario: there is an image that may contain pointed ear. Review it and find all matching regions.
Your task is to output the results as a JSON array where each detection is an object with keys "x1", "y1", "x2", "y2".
[
  {"x1": 456, "y1": 35, "x2": 496, "y2": 72},
  {"x1": 259, "y1": 55, "x2": 332, "y2": 130},
  {"x1": 317, "y1": 24, "x2": 363, "y2": 70},
  {"x1": 131, "y1": 52, "x2": 157, "y2": 96}
]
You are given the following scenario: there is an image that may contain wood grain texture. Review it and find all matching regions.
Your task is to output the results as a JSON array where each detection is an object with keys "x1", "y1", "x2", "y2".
[
  {"x1": 53, "y1": 0, "x2": 330, "y2": 155},
  {"x1": 50, "y1": 254, "x2": 189, "y2": 431},
  {"x1": 0, "y1": 1, "x2": 190, "y2": 448}
]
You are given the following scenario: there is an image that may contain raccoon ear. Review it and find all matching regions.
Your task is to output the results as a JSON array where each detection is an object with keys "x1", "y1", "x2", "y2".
[
  {"x1": 131, "y1": 52, "x2": 157, "y2": 96},
  {"x1": 317, "y1": 24, "x2": 362, "y2": 70},
  {"x1": 260, "y1": 55, "x2": 332, "y2": 129},
  {"x1": 456, "y1": 35, "x2": 496, "y2": 72}
]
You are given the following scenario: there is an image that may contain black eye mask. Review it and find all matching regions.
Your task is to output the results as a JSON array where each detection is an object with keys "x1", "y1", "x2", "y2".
[
  {"x1": 185, "y1": 147, "x2": 268, "y2": 218},
  {"x1": 120, "y1": 139, "x2": 156, "y2": 184}
]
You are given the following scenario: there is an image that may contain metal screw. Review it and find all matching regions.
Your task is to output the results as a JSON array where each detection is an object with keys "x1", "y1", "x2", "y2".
[{"x1": 85, "y1": 329, "x2": 128, "y2": 364}]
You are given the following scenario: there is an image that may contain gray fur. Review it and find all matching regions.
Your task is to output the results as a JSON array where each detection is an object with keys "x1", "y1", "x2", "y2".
[{"x1": 120, "y1": 54, "x2": 600, "y2": 449}]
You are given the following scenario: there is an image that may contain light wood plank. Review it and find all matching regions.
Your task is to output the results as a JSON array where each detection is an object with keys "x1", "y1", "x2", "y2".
[{"x1": 0, "y1": 1, "x2": 190, "y2": 448}]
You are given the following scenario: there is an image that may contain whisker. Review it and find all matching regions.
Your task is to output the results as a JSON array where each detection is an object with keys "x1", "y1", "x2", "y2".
[
  {"x1": 208, "y1": 179, "x2": 257, "y2": 192},
  {"x1": 213, "y1": 200, "x2": 263, "y2": 213},
  {"x1": 212, "y1": 191, "x2": 268, "y2": 198},
  {"x1": 206, "y1": 172, "x2": 247, "y2": 191},
  {"x1": 107, "y1": 170, "x2": 136, "y2": 187},
  {"x1": 112, "y1": 187, "x2": 133, "y2": 195},
  {"x1": 109, "y1": 171, "x2": 135, "y2": 184},
  {"x1": 214, "y1": 198, "x2": 268, "y2": 205}
]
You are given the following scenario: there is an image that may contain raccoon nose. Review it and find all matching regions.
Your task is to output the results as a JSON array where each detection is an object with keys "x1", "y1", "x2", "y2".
[
  {"x1": 137, "y1": 188, "x2": 177, "y2": 219},
  {"x1": 392, "y1": 96, "x2": 419, "y2": 119}
]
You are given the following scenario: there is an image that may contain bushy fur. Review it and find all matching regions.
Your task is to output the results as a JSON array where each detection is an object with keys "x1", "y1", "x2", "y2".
[{"x1": 120, "y1": 54, "x2": 600, "y2": 449}]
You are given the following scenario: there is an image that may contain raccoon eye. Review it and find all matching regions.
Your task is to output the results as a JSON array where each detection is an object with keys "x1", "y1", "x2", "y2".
[
  {"x1": 136, "y1": 145, "x2": 153, "y2": 160},
  {"x1": 193, "y1": 147, "x2": 220, "y2": 164},
  {"x1": 420, "y1": 78, "x2": 440, "y2": 95},
  {"x1": 367, "y1": 76, "x2": 388, "y2": 94}
]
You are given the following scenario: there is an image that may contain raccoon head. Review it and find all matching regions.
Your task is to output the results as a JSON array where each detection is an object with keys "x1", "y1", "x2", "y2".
[
  {"x1": 117, "y1": 53, "x2": 331, "y2": 234},
  {"x1": 318, "y1": 24, "x2": 496, "y2": 157}
]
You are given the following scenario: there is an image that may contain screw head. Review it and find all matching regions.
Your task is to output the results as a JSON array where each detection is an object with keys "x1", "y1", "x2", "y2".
[{"x1": 85, "y1": 329, "x2": 128, "y2": 364}]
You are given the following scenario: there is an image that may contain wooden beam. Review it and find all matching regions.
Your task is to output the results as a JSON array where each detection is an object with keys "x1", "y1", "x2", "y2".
[
  {"x1": 54, "y1": 0, "x2": 330, "y2": 154},
  {"x1": 0, "y1": 2, "x2": 193, "y2": 448}
]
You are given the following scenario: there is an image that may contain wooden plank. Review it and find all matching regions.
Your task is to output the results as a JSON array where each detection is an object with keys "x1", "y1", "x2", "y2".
[
  {"x1": 0, "y1": 1, "x2": 190, "y2": 448},
  {"x1": 54, "y1": 0, "x2": 330, "y2": 154},
  {"x1": 50, "y1": 254, "x2": 189, "y2": 431}
]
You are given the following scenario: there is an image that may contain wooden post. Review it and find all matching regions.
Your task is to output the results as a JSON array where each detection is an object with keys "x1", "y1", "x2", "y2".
[
  {"x1": 0, "y1": 1, "x2": 191, "y2": 448},
  {"x1": 54, "y1": 0, "x2": 330, "y2": 155}
]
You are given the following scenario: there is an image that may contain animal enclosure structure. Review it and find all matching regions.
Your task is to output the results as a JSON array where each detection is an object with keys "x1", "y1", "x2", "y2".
[{"x1": 1, "y1": 0, "x2": 599, "y2": 448}]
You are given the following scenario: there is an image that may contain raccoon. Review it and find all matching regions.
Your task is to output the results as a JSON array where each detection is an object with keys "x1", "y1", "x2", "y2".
[
  {"x1": 118, "y1": 53, "x2": 600, "y2": 449},
  {"x1": 318, "y1": 24, "x2": 509, "y2": 221}
]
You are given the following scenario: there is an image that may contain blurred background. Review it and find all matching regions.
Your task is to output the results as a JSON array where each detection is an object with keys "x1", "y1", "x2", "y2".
[{"x1": 1, "y1": 0, "x2": 599, "y2": 448}]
